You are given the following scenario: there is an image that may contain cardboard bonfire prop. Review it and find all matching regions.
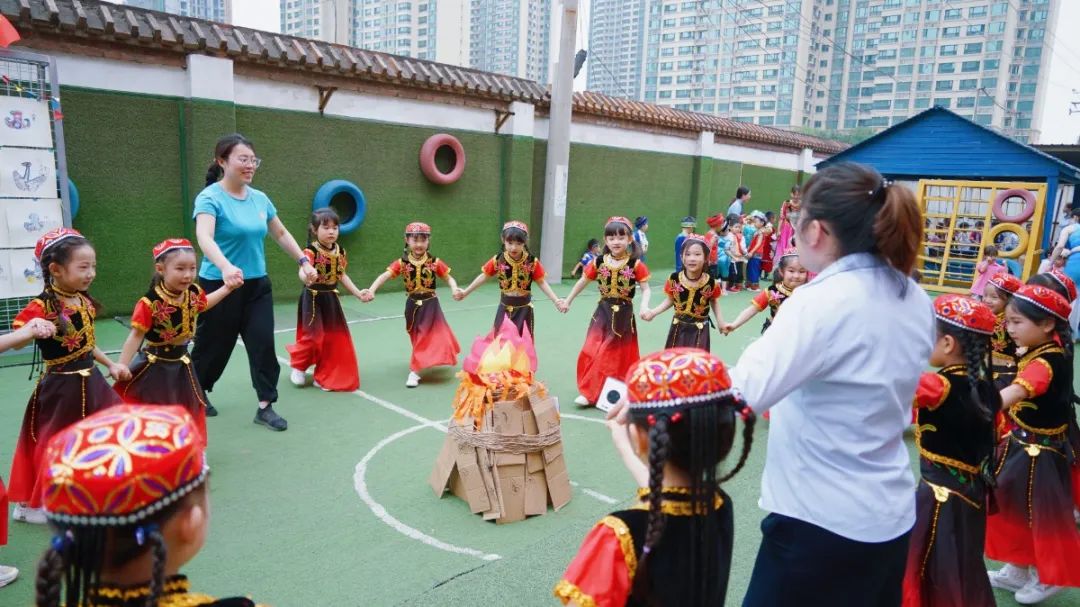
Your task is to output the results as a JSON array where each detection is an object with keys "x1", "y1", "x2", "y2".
[{"x1": 429, "y1": 318, "x2": 571, "y2": 523}]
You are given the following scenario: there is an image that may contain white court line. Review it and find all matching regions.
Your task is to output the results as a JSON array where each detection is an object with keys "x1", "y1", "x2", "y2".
[
  {"x1": 271, "y1": 300, "x2": 510, "y2": 334},
  {"x1": 353, "y1": 421, "x2": 501, "y2": 562}
]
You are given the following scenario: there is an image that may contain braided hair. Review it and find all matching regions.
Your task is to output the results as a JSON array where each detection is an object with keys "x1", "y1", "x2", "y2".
[
  {"x1": 628, "y1": 397, "x2": 755, "y2": 605},
  {"x1": 35, "y1": 483, "x2": 207, "y2": 607},
  {"x1": 936, "y1": 320, "x2": 998, "y2": 426}
]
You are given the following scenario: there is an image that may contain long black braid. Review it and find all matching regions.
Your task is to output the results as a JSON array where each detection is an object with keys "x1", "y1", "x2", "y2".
[
  {"x1": 630, "y1": 416, "x2": 669, "y2": 603},
  {"x1": 34, "y1": 545, "x2": 64, "y2": 607},
  {"x1": 146, "y1": 527, "x2": 168, "y2": 607},
  {"x1": 718, "y1": 407, "x2": 756, "y2": 483}
]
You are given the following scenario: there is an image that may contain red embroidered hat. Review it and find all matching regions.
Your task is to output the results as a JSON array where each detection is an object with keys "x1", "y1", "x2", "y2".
[
  {"x1": 933, "y1": 294, "x2": 996, "y2": 335},
  {"x1": 1048, "y1": 269, "x2": 1077, "y2": 302},
  {"x1": 41, "y1": 404, "x2": 208, "y2": 526},
  {"x1": 152, "y1": 238, "x2": 194, "y2": 260},
  {"x1": 502, "y1": 220, "x2": 528, "y2": 235},
  {"x1": 405, "y1": 222, "x2": 431, "y2": 236},
  {"x1": 606, "y1": 216, "x2": 633, "y2": 231},
  {"x1": 1012, "y1": 284, "x2": 1071, "y2": 322},
  {"x1": 705, "y1": 213, "x2": 725, "y2": 229},
  {"x1": 625, "y1": 348, "x2": 743, "y2": 414},
  {"x1": 989, "y1": 273, "x2": 1022, "y2": 295},
  {"x1": 681, "y1": 232, "x2": 709, "y2": 249},
  {"x1": 34, "y1": 227, "x2": 84, "y2": 261}
]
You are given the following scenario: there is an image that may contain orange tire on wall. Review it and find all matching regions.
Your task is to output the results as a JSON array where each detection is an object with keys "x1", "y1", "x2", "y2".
[
  {"x1": 992, "y1": 188, "x2": 1036, "y2": 224},
  {"x1": 419, "y1": 134, "x2": 466, "y2": 185}
]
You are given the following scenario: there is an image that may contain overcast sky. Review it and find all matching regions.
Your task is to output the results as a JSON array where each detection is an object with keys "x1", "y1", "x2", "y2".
[{"x1": 233, "y1": 0, "x2": 1080, "y2": 144}]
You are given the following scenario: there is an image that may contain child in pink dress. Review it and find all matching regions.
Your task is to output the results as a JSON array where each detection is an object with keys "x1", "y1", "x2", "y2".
[{"x1": 970, "y1": 245, "x2": 1005, "y2": 300}]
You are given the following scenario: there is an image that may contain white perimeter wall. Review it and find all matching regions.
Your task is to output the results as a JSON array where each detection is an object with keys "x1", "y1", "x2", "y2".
[{"x1": 51, "y1": 50, "x2": 818, "y2": 172}]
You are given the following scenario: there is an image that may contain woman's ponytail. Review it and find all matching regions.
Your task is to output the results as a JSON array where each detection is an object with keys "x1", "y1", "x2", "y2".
[
  {"x1": 204, "y1": 161, "x2": 223, "y2": 187},
  {"x1": 873, "y1": 184, "x2": 922, "y2": 276}
]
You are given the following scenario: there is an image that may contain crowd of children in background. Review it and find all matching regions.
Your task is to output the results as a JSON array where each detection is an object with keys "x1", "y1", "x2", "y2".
[{"x1": 5, "y1": 158, "x2": 1080, "y2": 607}]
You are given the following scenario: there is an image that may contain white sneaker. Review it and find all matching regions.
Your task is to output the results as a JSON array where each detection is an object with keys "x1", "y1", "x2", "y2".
[
  {"x1": 1015, "y1": 570, "x2": 1065, "y2": 604},
  {"x1": 573, "y1": 394, "x2": 591, "y2": 406},
  {"x1": 406, "y1": 372, "x2": 421, "y2": 388},
  {"x1": 0, "y1": 565, "x2": 17, "y2": 588},
  {"x1": 290, "y1": 369, "x2": 308, "y2": 387},
  {"x1": 11, "y1": 504, "x2": 47, "y2": 525},
  {"x1": 988, "y1": 564, "x2": 1032, "y2": 593}
]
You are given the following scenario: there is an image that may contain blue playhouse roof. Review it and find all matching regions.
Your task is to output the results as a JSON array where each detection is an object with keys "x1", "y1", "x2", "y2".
[{"x1": 817, "y1": 106, "x2": 1080, "y2": 184}]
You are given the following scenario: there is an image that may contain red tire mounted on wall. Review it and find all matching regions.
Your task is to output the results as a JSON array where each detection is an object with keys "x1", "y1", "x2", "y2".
[{"x1": 419, "y1": 134, "x2": 466, "y2": 185}]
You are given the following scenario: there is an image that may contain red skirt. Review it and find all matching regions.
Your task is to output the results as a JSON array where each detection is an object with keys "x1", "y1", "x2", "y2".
[
  {"x1": 1069, "y1": 412, "x2": 1080, "y2": 510},
  {"x1": 985, "y1": 431, "x2": 1080, "y2": 587},
  {"x1": 405, "y1": 294, "x2": 460, "y2": 372},
  {"x1": 902, "y1": 464, "x2": 994, "y2": 607},
  {"x1": 665, "y1": 315, "x2": 710, "y2": 351},
  {"x1": 286, "y1": 287, "x2": 359, "y2": 392},
  {"x1": 577, "y1": 298, "x2": 640, "y2": 404},
  {"x1": 8, "y1": 355, "x2": 121, "y2": 507},
  {"x1": 495, "y1": 294, "x2": 534, "y2": 340},
  {"x1": 113, "y1": 343, "x2": 209, "y2": 445}
]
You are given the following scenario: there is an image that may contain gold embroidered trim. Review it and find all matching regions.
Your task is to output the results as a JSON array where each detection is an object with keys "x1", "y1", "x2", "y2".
[
  {"x1": 599, "y1": 515, "x2": 637, "y2": 581},
  {"x1": 1014, "y1": 378, "x2": 1037, "y2": 399},
  {"x1": 922, "y1": 479, "x2": 981, "y2": 509},
  {"x1": 1007, "y1": 406, "x2": 1069, "y2": 436},
  {"x1": 919, "y1": 448, "x2": 981, "y2": 475},
  {"x1": 554, "y1": 580, "x2": 597, "y2": 607},
  {"x1": 632, "y1": 487, "x2": 726, "y2": 516},
  {"x1": 1017, "y1": 342, "x2": 1062, "y2": 367}
]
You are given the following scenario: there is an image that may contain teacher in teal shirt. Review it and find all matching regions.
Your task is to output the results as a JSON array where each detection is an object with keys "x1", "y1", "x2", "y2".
[{"x1": 191, "y1": 133, "x2": 317, "y2": 432}]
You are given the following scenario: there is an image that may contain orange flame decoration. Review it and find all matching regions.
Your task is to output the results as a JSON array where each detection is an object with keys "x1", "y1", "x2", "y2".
[{"x1": 453, "y1": 317, "x2": 541, "y2": 427}]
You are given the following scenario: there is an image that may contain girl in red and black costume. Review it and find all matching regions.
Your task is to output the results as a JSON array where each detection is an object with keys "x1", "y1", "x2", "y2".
[
  {"x1": 555, "y1": 348, "x2": 755, "y2": 607},
  {"x1": 458, "y1": 220, "x2": 564, "y2": 340},
  {"x1": 985, "y1": 285, "x2": 1080, "y2": 604},
  {"x1": 8, "y1": 228, "x2": 127, "y2": 525},
  {"x1": 902, "y1": 294, "x2": 999, "y2": 607},
  {"x1": 114, "y1": 239, "x2": 235, "y2": 441},
  {"x1": 724, "y1": 247, "x2": 808, "y2": 336},
  {"x1": 640, "y1": 233, "x2": 724, "y2": 351},
  {"x1": 562, "y1": 217, "x2": 651, "y2": 406},
  {"x1": 286, "y1": 209, "x2": 365, "y2": 392},
  {"x1": 1027, "y1": 268, "x2": 1080, "y2": 517},
  {"x1": 361, "y1": 222, "x2": 461, "y2": 388},
  {"x1": 984, "y1": 272, "x2": 1022, "y2": 392}
]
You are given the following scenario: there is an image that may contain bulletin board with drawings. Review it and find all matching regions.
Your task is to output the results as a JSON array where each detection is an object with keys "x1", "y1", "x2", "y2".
[{"x1": 0, "y1": 48, "x2": 71, "y2": 330}]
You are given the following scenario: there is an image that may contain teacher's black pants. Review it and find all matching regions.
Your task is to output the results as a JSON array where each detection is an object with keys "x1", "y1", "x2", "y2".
[
  {"x1": 742, "y1": 513, "x2": 910, "y2": 607},
  {"x1": 192, "y1": 276, "x2": 279, "y2": 404}
]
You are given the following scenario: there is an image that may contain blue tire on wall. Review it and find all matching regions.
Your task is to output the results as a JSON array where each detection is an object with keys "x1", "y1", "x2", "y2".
[
  {"x1": 312, "y1": 179, "x2": 366, "y2": 235},
  {"x1": 68, "y1": 178, "x2": 79, "y2": 219}
]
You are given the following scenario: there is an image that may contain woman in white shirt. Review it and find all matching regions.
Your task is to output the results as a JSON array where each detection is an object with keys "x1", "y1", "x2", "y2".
[{"x1": 732, "y1": 162, "x2": 934, "y2": 606}]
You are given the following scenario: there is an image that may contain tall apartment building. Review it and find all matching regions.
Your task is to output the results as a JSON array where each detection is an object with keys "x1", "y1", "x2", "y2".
[
  {"x1": 279, "y1": 1, "x2": 468, "y2": 63},
  {"x1": 280, "y1": 0, "x2": 349, "y2": 43},
  {"x1": 125, "y1": 0, "x2": 232, "y2": 22},
  {"x1": 588, "y1": 0, "x2": 1058, "y2": 142},
  {"x1": 469, "y1": 0, "x2": 552, "y2": 84},
  {"x1": 588, "y1": 0, "x2": 647, "y2": 99}
]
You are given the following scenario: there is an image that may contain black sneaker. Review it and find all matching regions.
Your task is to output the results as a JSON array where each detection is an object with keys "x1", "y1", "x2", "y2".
[
  {"x1": 205, "y1": 402, "x2": 219, "y2": 417},
  {"x1": 254, "y1": 404, "x2": 287, "y2": 431}
]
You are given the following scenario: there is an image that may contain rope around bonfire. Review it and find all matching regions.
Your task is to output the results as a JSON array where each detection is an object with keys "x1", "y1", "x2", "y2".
[{"x1": 447, "y1": 423, "x2": 562, "y2": 454}]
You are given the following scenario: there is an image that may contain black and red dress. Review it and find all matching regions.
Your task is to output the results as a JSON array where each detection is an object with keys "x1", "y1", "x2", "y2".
[
  {"x1": 113, "y1": 284, "x2": 210, "y2": 441},
  {"x1": 576, "y1": 255, "x2": 650, "y2": 404},
  {"x1": 985, "y1": 342, "x2": 1080, "y2": 587},
  {"x1": 749, "y1": 282, "x2": 794, "y2": 334},
  {"x1": 555, "y1": 488, "x2": 733, "y2": 607},
  {"x1": 663, "y1": 270, "x2": 720, "y2": 351},
  {"x1": 286, "y1": 242, "x2": 359, "y2": 392},
  {"x1": 386, "y1": 253, "x2": 460, "y2": 372},
  {"x1": 8, "y1": 292, "x2": 121, "y2": 507},
  {"x1": 991, "y1": 312, "x2": 1018, "y2": 391},
  {"x1": 481, "y1": 251, "x2": 546, "y2": 339},
  {"x1": 902, "y1": 366, "x2": 995, "y2": 607}
]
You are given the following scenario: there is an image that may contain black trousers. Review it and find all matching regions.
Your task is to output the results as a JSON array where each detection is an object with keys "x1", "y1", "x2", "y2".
[
  {"x1": 742, "y1": 514, "x2": 910, "y2": 607},
  {"x1": 192, "y1": 276, "x2": 279, "y2": 404}
]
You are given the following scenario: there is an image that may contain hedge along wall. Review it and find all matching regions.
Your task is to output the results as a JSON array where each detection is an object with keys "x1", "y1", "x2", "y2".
[
  {"x1": 234, "y1": 105, "x2": 513, "y2": 299},
  {"x1": 61, "y1": 87, "x2": 187, "y2": 313},
  {"x1": 57, "y1": 90, "x2": 804, "y2": 313}
]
